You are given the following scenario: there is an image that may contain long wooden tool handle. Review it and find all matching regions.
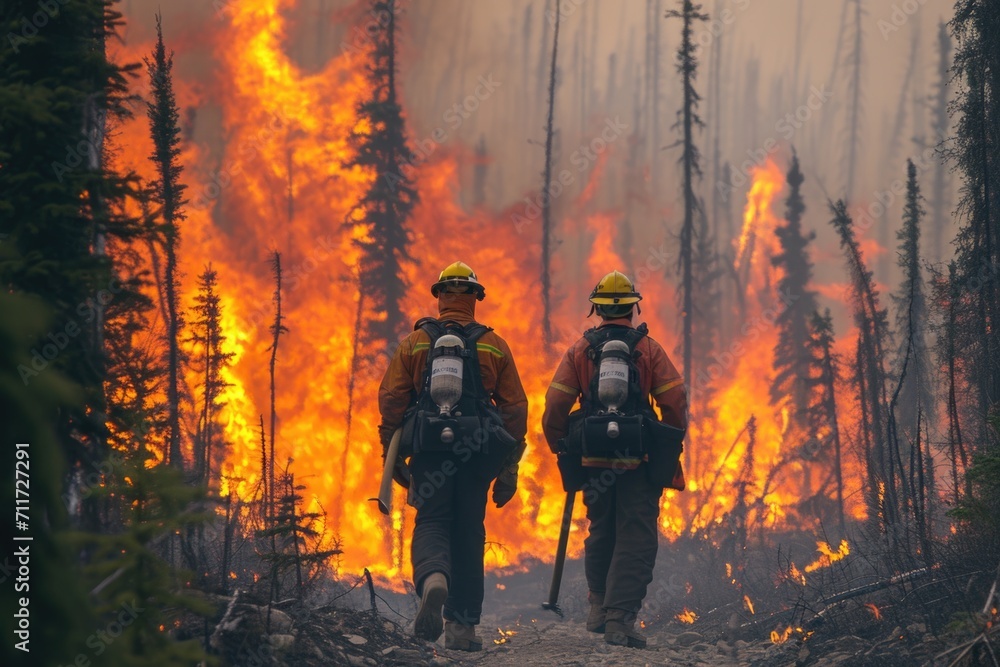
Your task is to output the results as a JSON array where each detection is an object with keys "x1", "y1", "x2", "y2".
[
  {"x1": 547, "y1": 491, "x2": 576, "y2": 606},
  {"x1": 371, "y1": 429, "x2": 402, "y2": 515}
]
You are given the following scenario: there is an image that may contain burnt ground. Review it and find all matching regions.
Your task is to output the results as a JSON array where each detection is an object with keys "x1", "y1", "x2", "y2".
[{"x1": 192, "y1": 530, "x2": 999, "y2": 666}]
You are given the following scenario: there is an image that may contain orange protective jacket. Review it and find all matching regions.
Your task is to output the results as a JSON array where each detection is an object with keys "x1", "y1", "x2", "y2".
[
  {"x1": 378, "y1": 294, "x2": 529, "y2": 450},
  {"x1": 541, "y1": 317, "x2": 688, "y2": 488}
]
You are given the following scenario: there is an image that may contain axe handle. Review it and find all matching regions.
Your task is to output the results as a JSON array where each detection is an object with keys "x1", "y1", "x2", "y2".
[
  {"x1": 546, "y1": 491, "x2": 576, "y2": 607},
  {"x1": 372, "y1": 429, "x2": 402, "y2": 515}
]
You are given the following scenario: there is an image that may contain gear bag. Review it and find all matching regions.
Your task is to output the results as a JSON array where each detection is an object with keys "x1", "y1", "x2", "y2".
[
  {"x1": 405, "y1": 318, "x2": 517, "y2": 456},
  {"x1": 556, "y1": 324, "x2": 652, "y2": 460}
]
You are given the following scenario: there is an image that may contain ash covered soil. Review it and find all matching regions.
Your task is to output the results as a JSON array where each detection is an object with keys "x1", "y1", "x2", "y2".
[{"x1": 202, "y1": 537, "x2": 974, "y2": 666}]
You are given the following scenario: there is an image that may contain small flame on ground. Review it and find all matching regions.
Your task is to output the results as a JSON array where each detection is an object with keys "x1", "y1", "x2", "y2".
[
  {"x1": 676, "y1": 608, "x2": 698, "y2": 624},
  {"x1": 743, "y1": 595, "x2": 755, "y2": 615},
  {"x1": 770, "y1": 626, "x2": 809, "y2": 644},
  {"x1": 866, "y1": 603, "x2": 881, "y2": 620},
  {"x1": 805, "y1": 539, "x2": 850, "y2": 572},
  {"x1": 496, "y1": 583, "x2": 506, "y2": 590},
  {"x1": 493, "y1": 628, "x2": 517, "y2": 645}
]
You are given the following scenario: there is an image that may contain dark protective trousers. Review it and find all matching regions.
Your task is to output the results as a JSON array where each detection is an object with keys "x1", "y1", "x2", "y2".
[
  {"x1": 581, "y1": 464, "x2": 662, "y2": 613},
  {"x1": 408, "y1": 447, "x2": 505, "y2": 625}
]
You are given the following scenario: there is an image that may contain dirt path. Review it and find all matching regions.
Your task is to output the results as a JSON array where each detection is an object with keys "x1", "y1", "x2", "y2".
[{"x1": 432, "y1": 617, "x2": 770, "y2": 667}]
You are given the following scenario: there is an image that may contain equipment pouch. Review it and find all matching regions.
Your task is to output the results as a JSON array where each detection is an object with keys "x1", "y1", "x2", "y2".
[
  {"x1": 556, "y1": 452, "x2": 587, "y2": 492},
  {"x1": 415, "y1": 412, "x2": 461, "y2": 453},
  {"x1": 560, "y1": 409, "x2": 586, "y2": 455},
  {"x1": 643, "y1": 419, "x2": 685, "y2": 487},
  {"x1": 581, "y1": 414, "x2": 644, "y2": 459}
]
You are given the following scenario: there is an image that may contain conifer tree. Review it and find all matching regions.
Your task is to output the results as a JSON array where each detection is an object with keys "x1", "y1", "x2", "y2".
[
  {"x1": 807, "y1": 310, "x2": 846, "y2": 535},
  {"x1": 892, "y1": 160, "x2": 934, "y2": 443},
  {"x1": 771, "y1": 153, "x2": 820, "y2": 437},
  {"x1": 667, "y1": 0, "x2": 709, "y2": 402},
  {"x1": 146, "y1": 13, "x2": 188, "y2": 469},
  {"x1": 949, "y1": 0, "x2": 1000, "y2": 444},
  {"x1": 346, "y1": 0, "x2": 416, "y2": 345},
  {"x1": 188, "y1": 264, "x2": 233, "y2": 487},
  {"x1": 1, "y1": 0, "x2": 135, "y2": 493},
  {"x1": 830, "y1": 200, "x2": 898, "y2": 526}
]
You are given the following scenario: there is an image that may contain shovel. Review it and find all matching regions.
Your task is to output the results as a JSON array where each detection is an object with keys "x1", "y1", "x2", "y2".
[{"x1": 542, "y1": 490, "x2": 576, "y2": 617}]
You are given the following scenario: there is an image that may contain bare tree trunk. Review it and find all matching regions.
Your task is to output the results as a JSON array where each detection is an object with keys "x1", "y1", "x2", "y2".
[
  {"x1": 541, "y1": 0, "x2": 562, "y2": 351},
  {"x1": 844, "y1": 0, "x2": 864, "y2": 202}
]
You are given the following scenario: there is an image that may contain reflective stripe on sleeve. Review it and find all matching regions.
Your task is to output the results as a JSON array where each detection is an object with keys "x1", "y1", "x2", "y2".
[
  {"x1": 652, "y1": 378, "x2": 685, "y2": 395},
  {"x1": 549, "y1": 381, "x2": 579, "y2": 396}
]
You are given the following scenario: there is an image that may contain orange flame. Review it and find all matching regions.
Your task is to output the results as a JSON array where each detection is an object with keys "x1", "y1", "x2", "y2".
[
  {"x1": 743, "y1": 594, "x2": 755, "y2": 615},
  {"x1": 804, "y1": 539, "x2": 850, "y2": 572},
  {"x1": 866, "y1": 603, "x2": 882, "y2": 620},
  {"x1": 676, "y1": 608, "x2": 698, "y2": 624}
]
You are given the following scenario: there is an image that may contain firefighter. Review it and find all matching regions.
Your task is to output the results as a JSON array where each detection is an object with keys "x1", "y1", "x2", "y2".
[
  {"x1": 378, "y1": 261, "x2": 528, "y2": 652},
  {"x1": 542, "y1": 270, "x2": 687, "y2": 648}
]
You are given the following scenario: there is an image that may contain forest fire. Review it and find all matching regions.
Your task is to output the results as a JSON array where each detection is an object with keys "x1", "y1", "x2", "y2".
[
  {"x1": 106, "y1": 0, "x2": 869, "y2": 589},
  {"x1": 7, "y1": 0, "x2": 1000, "y2": 663}
]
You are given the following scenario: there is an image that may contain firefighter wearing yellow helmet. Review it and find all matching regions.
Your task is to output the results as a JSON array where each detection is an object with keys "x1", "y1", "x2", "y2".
[
  {"x1": 543, "y1": 270, "x2": 688, "y2": 649},
  {"x1": 378, "y1": 261, "x2": 527, "y2": 651},
  {"x1": 430, "y1": 261, "x2": 486, "y2": 300}
]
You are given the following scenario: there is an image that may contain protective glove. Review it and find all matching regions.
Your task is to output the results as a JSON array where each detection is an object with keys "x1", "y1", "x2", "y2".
[{"x1": 492, "y1": 464, "x2": 518, "y2": 508}]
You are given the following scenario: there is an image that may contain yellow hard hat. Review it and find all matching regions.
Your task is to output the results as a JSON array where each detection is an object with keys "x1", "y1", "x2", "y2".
[
  {"x1": 431, "y1": 261, "x2": 486, "y2": 300},
  {"x1": 589, "y1": 270, "x2": 642, "y2": 305}
]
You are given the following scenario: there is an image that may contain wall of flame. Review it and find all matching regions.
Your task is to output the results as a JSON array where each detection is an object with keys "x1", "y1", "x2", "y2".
[{"x1": 111, "y1": 0, "x2": 868, "y2": 587}]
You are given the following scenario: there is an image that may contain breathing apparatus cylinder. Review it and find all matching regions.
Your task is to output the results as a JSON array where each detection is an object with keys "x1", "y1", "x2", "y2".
[
  {"x1": 597, "y1": 340, "x2": 630, "y2": 438},
  {"x1": 429, "y1": 334, "x2": 465, "y2": 443}
]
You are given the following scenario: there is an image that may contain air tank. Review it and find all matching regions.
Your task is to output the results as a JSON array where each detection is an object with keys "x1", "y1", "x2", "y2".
[
  {"x1": 598, "y1": 340, "x2": 630, "y2": 438},
  {"x1": 430, "y1": 334, "x2": 464, "y2": 443}
]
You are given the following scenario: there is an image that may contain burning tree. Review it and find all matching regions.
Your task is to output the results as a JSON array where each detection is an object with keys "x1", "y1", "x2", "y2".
[
  {"x1": 829, "y1": 200, "x2": 898, "y2": 529},
  {"x1": 146, "y1": 13, "x2": 188, "y2": 470},
  {"x1": 346, "y1": 0, "x2": 417, "y2": 346},
  {"x1": 806, "y1": 310, "x2": 846, "y2": 535},
  {"x1": 188, "y1": 264, "x2": 234, "y2": 488},
  {"x1": 771, "y1": 153, "x2": 820, "y2": 450}
]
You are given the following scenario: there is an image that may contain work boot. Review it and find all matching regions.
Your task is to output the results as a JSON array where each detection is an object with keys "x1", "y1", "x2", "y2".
[
  {"x1": 444, "y1": 621, "x2": 483, "y2": 652},
  {"x1": 586, "y1": 591, "x2": 606, "y2": 633},
  {"x1": 414, "y1": 573, "x2": 448, "y2": 642},
  {"x1": 604, "y1": 608, "x2": 646, "y2": 648}
]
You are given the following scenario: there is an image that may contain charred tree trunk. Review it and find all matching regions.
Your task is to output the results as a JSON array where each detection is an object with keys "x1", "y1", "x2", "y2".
[
  {"x1": 844, "y1": 0, "x2": 864, "y2": 202},
  {"x1": 147, "y1": 14, "x2": 187, "y2": 470},
  {"x1": 930, "y1": 21, "x2": 952, "y2": 262},
  {"x1": 668, "y1": 0, "x2": 709, "y2": 407},
  {"x1": 268, "y1": 252, "x2": 287, "y2": 521},
  {"x1": 540, "y1": 0, "x2": 561, "y2": 351}
]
